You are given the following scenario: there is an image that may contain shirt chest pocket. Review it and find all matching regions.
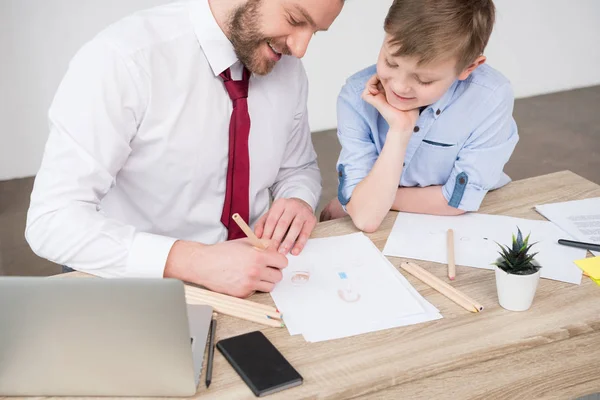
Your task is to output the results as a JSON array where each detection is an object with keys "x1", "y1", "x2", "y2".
[{"x1": 409, "y1": 139, "x2": 461, "y2": 185}]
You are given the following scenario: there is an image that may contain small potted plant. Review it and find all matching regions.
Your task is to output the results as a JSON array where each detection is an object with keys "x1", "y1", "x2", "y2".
[{"x1": 493, "y1": 228, "x2": 542, "y2": 311}]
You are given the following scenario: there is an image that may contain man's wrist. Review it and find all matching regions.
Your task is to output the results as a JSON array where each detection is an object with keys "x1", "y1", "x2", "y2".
[
  {"x1": 291, "y1": 197, "x2": 314, "y2": 213},
  {"x1": 164, "y1": 240, "x2": 207, "y2": 283}
]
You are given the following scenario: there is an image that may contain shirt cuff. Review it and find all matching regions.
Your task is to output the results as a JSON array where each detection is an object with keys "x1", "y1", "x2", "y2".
[
  {"x1": 126, "y1": 232, "x2": 178, "y2": 278},
  {"x1": 442, "y1": 170, "x2": 488, "y2": 212},
  {"x1": 276, "y1": 187, "x2": 319, "y2": 213}
]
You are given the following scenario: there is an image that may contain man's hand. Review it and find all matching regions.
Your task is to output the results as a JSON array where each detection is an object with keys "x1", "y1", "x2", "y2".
[
  {"x1": 362, "y1": 74, "x2": 419, "y2": 135},
  {"x1": 254, "y1": 198, "x2": 317, "y2": 256},
  {"x1": 164, "y1": 239, "x2": 288, "y2": 298},
  {"x1": 320, "y1": 197, "x2": 347, "y2": 222}
]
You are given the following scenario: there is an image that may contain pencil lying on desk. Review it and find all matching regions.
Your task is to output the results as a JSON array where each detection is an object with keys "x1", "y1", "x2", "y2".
[
  {"x1": 184, "y1": 285, "x2": 285, "y2": 328},
  {"x1": 401, "y1": 262, "x2": 484, "y2": 313},
  {"x1": 447, "y1": 229, "x2": 456, "y2": 281},
  {"x1": 189, "y1": 290, "x2": 282, "y2": 320}
]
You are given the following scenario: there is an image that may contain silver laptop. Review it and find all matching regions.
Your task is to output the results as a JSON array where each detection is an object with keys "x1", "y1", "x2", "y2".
[{"x1": 0, "y1": 277, "x2": 212, "y2": 397}]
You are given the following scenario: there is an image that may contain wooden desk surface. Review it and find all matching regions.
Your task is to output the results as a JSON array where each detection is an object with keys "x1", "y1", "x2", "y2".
[{"x1": 10, "y1": 171, "x2": 600, "y2": 399}]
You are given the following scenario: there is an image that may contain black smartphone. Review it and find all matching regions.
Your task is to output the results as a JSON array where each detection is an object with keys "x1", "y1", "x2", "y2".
[{"x1": 216, "y1": 331, "x2": 303, "y2": 397}]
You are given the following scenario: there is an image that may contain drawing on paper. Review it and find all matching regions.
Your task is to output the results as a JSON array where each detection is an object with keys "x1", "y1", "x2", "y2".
[
  {"x1": 290, "y1": 271, "x2": 310, "y2": 286},
  {"x1": 336, "y1": 271, "x2": 361, "y2": 303}
]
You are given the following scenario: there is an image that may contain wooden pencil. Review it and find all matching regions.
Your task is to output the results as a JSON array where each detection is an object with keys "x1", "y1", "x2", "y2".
[
  {"x1": 407, "y1": 261, "x2": 484, "y2": 312},
  {"x1": 232, "y1": 213, "x2": 268, "y2": 250},
  {"x1": 184, "y1": 285, "x2": 279, "y2": 314},
  {"x1": 187, "y1": 290, "x2": 282, "y2": 320},
  {"x1": 447, "y1": 229, "x2": 456, "y2": 281},
  {"x1": 189, "y1": 298, "x2": 284, "y2": 328},
  {"x1": 407, "y1": 261, "x2": 484, "y2": 311},
  {"x1": 401, "y1": 262, "x2": 483, "y2": 313}
]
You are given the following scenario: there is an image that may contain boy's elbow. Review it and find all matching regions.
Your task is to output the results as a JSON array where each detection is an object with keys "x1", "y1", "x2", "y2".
[
  {"x1": 347, "y1": 201, "x2": 385, "y2": 233},
  {"x1": 350, "y1": 213, "x2": 382, "y2": 233},
  {"x1": 446, "y1": 206, "x2": 467, "y2": 216}
]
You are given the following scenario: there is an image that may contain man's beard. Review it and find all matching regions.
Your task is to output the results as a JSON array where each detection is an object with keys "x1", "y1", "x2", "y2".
[{"x1": 228, "y1": 0, "x2": 286, "y2": 75}]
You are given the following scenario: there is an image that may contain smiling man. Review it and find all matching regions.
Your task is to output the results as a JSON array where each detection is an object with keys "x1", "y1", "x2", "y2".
[{"x1": 25, "y1": 0, "x2": 344, "y2": 298}]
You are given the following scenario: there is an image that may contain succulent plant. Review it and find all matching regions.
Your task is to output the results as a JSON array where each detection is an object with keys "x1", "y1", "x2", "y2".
[{"x1": 493, "y1": 228, "x2": 541, "y2": 275}]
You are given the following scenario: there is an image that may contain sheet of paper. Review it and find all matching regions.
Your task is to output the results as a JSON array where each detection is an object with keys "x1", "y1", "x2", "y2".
[
  {"x1": 271, "y1": 233, "x2": 441, "y2": 342},
  {"x1": 574, "y1": 257, "x2": 600, "y2": 279},
  {"x1": 303, "y1": 239, "x2": 442, "y2": 342},
  {"x1": 535, "y1": 198, "x2": 600, "y2": 257},
  {"x1": 383, "y1": 213, "x2": 584, "y2": 285}
]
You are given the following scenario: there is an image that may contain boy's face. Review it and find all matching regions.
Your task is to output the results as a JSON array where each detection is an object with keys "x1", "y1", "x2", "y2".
[
  {"x1": 228, "y1": 0, "x2": 343, "y2": 75},
  {"x1": 376, "y1": 35, "x2": 484, "y2": 111}
]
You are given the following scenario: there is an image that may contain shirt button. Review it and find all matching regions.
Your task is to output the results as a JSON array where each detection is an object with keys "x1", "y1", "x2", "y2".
[
  {"x1": 403, "y1": 162, "x2": 406, "y2": 167},
  {"x1": 338, "y1": 171, "x2": 343, "y2": 177},
  {"x1": 413, "y1": 126, "x2": 420, "y2": 133},
  {"x1": 459, "y1": 177, "x2": 466, "y2": 185},
  {"x1": 436, "y1": 109, "x2": 441, "y2": 115}
]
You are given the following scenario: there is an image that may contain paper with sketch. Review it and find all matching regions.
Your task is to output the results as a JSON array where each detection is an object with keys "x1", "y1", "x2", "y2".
[
  {"x1": 383, "y1": 213, "x2": 585, "y2": 285},
  {"x1": 270, "y1": 233, "x2": 441, "y2": 342},
  {"x1": 535, "y1": 198, "x2": 600, "y2": 257}
]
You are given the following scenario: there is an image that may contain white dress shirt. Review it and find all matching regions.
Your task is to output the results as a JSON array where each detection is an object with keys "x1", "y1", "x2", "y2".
[{"x1": 25, "y1": 0, "x2": 322, "y2": 278}]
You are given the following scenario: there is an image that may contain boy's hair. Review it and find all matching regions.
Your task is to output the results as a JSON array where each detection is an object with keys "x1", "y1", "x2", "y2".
[{"x1": 384, "y1": 0, "x2": 495, "y2": 72}]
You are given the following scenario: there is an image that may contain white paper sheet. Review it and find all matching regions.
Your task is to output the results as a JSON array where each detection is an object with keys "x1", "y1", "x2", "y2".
[
  {"x1": 270, "y1": 233, "x2": 441, "y2": 342},
  {"x1": 382, "y1": 213, "x2": 584, "y2": 285},
  {"x1": 535, "y1": 197, "x2": 600, "y2": 257}
]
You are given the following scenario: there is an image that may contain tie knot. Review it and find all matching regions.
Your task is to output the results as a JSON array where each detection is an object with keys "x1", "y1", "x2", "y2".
[
  {"x1": 220, "y1": 67, "x2": 250, "y2": 102},
  {"x1": 223, "y1": 80, "x2": 249, "y2": 101}
]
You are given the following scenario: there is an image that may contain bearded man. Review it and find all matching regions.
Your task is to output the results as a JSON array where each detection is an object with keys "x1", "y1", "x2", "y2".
[{"x1": 25, "y1": 0, "x2": 344, "y2": 297}]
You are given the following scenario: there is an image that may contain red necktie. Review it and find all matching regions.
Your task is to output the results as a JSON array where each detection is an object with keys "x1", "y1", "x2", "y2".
[{"x1": 220, "y1": 66, "x2": 251, "y2": 240}]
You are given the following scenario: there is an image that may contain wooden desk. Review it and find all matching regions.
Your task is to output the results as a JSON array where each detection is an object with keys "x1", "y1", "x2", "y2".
[{"x1": 11, "y1": 171, "x2": 600, "y2": 399}]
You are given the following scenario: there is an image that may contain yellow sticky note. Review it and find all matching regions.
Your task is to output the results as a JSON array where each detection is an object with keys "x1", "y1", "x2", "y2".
[
  {"x1": 574, "y1": 257, "x2": 600, "y2": 279},
  {"x1": 593, "y1": 277, "x2": 600, "y2": 287}
]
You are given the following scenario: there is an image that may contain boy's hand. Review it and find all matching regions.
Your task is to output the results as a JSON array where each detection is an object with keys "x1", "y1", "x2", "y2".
[
  {"x1": 320, "y1": 197, "x2": 347, "y2": 222},
  {"x1": 362, "y1": 74, "x2": 419, "y2": 135}
]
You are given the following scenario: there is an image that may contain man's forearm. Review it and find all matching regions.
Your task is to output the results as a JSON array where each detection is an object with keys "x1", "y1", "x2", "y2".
[{"x1": 392, "y1": 186, "x2": 466, "y2": 215}]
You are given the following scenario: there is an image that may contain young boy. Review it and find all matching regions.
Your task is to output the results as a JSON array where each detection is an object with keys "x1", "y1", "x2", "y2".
[{"x1": 320, "y1": 0, "x2": 518, "y2": 232}]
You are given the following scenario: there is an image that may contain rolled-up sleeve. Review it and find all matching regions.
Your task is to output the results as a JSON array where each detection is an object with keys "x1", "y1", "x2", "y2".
[
  {"x1": 442, "y1": 83, "x2": 519, "y2": 211},
  {"x1": 335, "y1": 83, "x2": 379, "y2": 207}
]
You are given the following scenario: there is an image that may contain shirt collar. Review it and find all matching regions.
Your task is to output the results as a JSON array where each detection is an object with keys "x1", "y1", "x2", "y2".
[
  {"x1": 189, "y1": 0, "x2": 239, "y2": 76},
  {"x1": 429, "y1": 79, "x2": 459, "y2": 119}
]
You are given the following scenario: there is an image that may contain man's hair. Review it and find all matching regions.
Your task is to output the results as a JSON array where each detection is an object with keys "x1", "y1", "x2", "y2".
[{"x1": 384, "y1": 0, "x2": 495, "y2": 72}]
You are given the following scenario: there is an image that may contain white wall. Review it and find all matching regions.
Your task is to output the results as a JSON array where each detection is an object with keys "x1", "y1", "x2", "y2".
[
  {"x1": 486, "y1": 0, "x2": 600, "y2": 100},
  {"x1": 1, "y1": 0, "x2": 600, "y2": 180},
  {"x1": 0, "y1": 0, "x2": 171, "y2": 181}
]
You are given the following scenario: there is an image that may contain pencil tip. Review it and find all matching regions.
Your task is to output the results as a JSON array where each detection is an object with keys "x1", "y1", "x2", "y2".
[{"x1": 206, "y1": 380, "x2": 211, "y2": 388}]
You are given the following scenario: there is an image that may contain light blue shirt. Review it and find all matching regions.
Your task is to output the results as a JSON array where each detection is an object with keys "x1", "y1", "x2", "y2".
[{"x1": 336, "y1": 64, "x2": 519, "y2": 211}]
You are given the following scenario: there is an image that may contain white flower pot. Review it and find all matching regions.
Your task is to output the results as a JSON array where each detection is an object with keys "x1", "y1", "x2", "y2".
[{"x1": 494, "y1": 266, "x2": 541, "y2": 311}]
